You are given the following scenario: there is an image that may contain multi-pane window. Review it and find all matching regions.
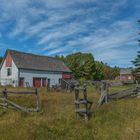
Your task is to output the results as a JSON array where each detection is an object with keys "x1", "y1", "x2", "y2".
[{"x1": 7, "y1": 68, "x2": 12, "y2": 76}]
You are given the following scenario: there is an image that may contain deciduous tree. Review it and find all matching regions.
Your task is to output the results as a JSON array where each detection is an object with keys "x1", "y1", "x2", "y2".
[{"x1": 65, "y1": 52, "x2": 96, "y2": 80}]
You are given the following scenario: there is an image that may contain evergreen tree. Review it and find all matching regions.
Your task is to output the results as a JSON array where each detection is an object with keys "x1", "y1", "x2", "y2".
[
  {"x1": 0, "y1": 57, "x2": 2, "y2": 64},
  {"x1": 132, "y1": 20, "x2": 140, "y2": 81}
]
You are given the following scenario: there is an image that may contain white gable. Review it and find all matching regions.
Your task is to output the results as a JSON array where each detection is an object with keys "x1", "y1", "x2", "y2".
[{"x1": 0, "y1": 58, "x2": 18, "y2": 87}]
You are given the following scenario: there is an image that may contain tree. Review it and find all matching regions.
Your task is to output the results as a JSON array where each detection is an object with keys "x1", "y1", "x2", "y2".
[
  {"x1": 103, "y1": 64, "x2": 120, "y2": 80},
  {"x1": 0, "y1": 57, "x2": 2, "y2": 64},
  {"x1": 132, "y1": 20, "x2": 140, "y2": 81},
  {"x1": 94, "y1": 61, "x2": 104, "y2": 80},
  {"x1": 65, "y1": 52, "x2": 96, "y2": 80},
  {"x1": 55, "y1": 52, "x2": 120, "y2": 81},
  {"x1": 94, "y1": 61, "x2": 120, "y2": 80},
  {"x1": 132, "y1": 51, "x2": 140, "y2": 81},
  {"x1": 138, "y1": 20, "x2": 140, "y2": 45},
  {"x1": 111, "y1": 66, "x2": 120, "y2": 80}
]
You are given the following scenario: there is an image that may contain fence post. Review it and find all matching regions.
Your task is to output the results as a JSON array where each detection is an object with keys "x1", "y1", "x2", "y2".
[
  {"x1": 3, "y1": 88, "x2": 8, "y2": 107},
  {"x1": 74, "y1": 84, "x2": 80, "y2": 118},
  {"x1": 105, "y1": 82, "x2": 109, "y2": 103},
  {"x1": 35, "y1": 88, "x2": 41, "y2": 111}
]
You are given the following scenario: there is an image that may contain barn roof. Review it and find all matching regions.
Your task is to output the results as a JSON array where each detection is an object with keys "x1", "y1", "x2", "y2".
[
  {"x1": 7, "y1": 49, "x2": 71, "y2": 72},
  {"x1": 120, "y1": 68, "x2": 132, "y2": 75}
]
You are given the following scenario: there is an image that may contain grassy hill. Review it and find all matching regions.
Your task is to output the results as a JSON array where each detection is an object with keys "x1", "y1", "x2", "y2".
[{"x1": 0, "y1": 86, "x2": 139, "y2": 140}]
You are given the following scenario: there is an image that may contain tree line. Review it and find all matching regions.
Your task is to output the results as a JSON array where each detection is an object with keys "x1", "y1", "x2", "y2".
[{"x1": 56, "y1": 52, "x2": 120, "y2": 81}]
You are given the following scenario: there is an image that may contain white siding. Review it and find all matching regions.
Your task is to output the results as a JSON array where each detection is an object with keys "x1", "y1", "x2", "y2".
[
  {"x1": 0, "y1": 60, "x2": 19, "y2": 87},
  {"x1": 20, "y1": 69, "x2": 62, "y2": 87}
]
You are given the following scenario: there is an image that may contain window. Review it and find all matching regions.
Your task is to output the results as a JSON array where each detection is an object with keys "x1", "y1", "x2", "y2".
[
  {"x1": 59, "y1": 78, "x2": 62, "y2": 84},
  {"x1": 47, "y1": 78, "x2": 50, "y2": 89},
  {"x1": 47, "y1": 79, "x2": 50, "y2": 86},
  {"x1": 7, "y1": 68, "x2": 12, "y2": 76}
]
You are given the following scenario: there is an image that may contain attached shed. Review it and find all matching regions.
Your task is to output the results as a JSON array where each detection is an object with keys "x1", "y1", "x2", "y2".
[{"x1": 0, "y1": 49, "x2": 72, "y2": 87}]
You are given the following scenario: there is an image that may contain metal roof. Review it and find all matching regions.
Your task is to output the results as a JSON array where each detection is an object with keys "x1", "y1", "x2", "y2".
[
  {"x1": 120, "y1": 68, "x2": 132, "y2": 75},
  {"x1": 7, "y1": 49, "x2": 71, "y2": 72}
]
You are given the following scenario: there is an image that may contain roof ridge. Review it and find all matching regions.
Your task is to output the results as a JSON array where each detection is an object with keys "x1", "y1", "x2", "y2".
[
  {"x1": 5, "y1": 49, "x2": 71, "y2": 72},
  {"x1": 7, "y1": 49, "x2": 62, "y2": 61}
]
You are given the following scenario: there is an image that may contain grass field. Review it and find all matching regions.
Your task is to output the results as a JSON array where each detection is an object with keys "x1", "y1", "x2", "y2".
[{"x1": 0, "y1": 85, "x2": 140, "y2": 140}]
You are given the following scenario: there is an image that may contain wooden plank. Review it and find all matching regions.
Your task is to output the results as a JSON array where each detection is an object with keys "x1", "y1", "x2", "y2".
[
  {"x1": 75, "y1": 100, "x2": 92, "y2": 104},
  {"x1": 75, "y1": 108, "x2": 89, "y2": 113},
  {"x1": 0, "y1": 97, "x2": 40, "y2": 112},
  {"x1": 0, "y1": 88, "x2": 41, "y2": 112},
  {"x1": 109, "y1": 88, "x2": 134, "y2": 96},
  {"x1": 0, "y1": 90, "x2": 36, "y2": 94},
  {"x1": 0, "y1": 103, "x2": 7, "y2": 107},
  {"x1": 109, "y1": 90, "x2": 134, "y2": 97},
  {"x1": 108, "y1": 90, "x2": 137, "y2": 99},
  {"x1": 0, "y1": 98, "x2": 29, "y2": 112},
  {"x1": 6, "y1": 90, "x2": 36, "y2": 94}
]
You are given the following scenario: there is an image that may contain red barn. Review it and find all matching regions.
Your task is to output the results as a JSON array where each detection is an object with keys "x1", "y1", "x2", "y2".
[{"x1": 119, "y1": 68, "x2": 133, "y2": 81}]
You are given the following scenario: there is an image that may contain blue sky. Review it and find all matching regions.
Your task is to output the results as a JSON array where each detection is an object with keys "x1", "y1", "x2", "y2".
[{"x1": 0, "y1": 0, "x2": 139, "y2": 67}]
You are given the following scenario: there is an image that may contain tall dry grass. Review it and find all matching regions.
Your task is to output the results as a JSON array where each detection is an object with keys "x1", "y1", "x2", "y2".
[{"x1": 0, "y1": 86, "x2": 139, "y2": 140}]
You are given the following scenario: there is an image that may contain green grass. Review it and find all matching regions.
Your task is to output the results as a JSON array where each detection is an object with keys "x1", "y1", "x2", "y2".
[{"x1": 0, "y1": 86, "x2": 140, "y2": 140}]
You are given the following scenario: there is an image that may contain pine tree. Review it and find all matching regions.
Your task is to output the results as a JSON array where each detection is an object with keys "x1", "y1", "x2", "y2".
[
  {"x1": 132, "y1": 20, "x2": 140, "y2": 81},
  {"x1": 138, "y1": 20, "x2": 140, "y2": 45},
  {"x1": 0, "y1": 57, "x2": 2, "y2": 64}
]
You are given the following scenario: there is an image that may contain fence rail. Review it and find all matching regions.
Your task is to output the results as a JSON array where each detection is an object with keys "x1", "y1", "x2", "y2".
[
  {"x1": 0, "y1": 88, "x2": 41, "y2": 112},
  {"x1": 98, "y1": 81, "x2": 140, "y2": 106}
]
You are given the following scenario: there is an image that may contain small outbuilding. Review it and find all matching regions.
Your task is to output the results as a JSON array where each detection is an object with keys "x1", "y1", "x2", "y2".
[
  {"x1": 0, "y1": 49, "x2": 72, "y2": 87},
  {"x1": 119, "y1": 68, "x2": 133, "y2": 81}
]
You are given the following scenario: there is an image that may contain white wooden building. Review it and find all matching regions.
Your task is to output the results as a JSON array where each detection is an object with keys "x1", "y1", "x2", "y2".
[{"x1": 0, "y1": 49, "x2": 72, "y2": 87}]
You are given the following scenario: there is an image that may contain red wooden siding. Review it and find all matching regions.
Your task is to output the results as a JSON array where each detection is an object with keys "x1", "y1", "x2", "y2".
[
  {"x1": 33, "y1": 78, "x2": 42, "y2": 87},
  {"x1": 19, "y1": 78, "x2": 24, "y2": 87},
  {"x1": 42, "y1": 78, "x2": 47, "y2": 87},
  {"x1": 120, "y1": 74, "x2": 133, "y2": 81},
  {"x1": 62, "y1": 73, "x2": 72, "y2": 79},
  {"x1": 5, "y1": 52, "x2": 12, "y2": 67},
  {"x1": 33, "y1": 78, "x2": 47, "y2": 87}
]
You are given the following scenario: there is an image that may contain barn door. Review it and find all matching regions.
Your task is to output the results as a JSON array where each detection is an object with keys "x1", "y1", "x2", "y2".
[
  {"x1": 42, "y1": 78, "x2": 46, "y2": 87},
  {"x1": 19, "y1": 78, "x2": 24, "y2": 87},
  {"x1": 33, "y1": 78, "x2": 41, "y2": 87}
]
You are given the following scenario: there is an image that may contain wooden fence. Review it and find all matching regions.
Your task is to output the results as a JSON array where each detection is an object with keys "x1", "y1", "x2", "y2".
[
  {"x1": 61, "y1": 79, "x2": 76, "y2": 92},
  {"x1": 0, "y1": 88, "x2": 41, "y2": 112},
  {"x1": 74, "y1": 84, "x2": 92, "y2": 121},
  {"x1": 98, "y1": 81, "x2": 140, "y2": 106}
]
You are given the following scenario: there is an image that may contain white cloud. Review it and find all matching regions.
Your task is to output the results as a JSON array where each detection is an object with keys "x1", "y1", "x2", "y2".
[
  {"x1": 0, "y1": 0, "x2": 139, "y2": 67},
  {"x1": 8, "y1": 16, "x2": 29, "y2": 37}
]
